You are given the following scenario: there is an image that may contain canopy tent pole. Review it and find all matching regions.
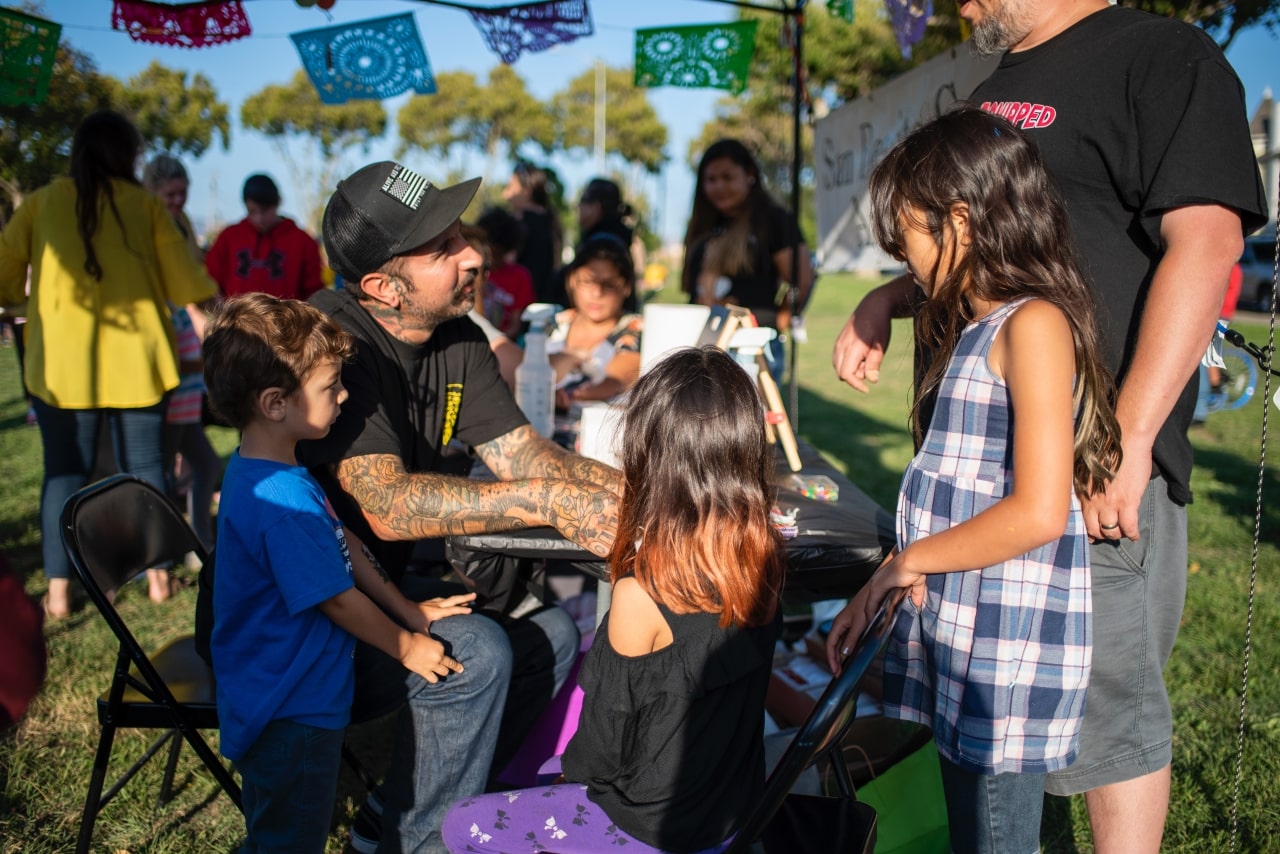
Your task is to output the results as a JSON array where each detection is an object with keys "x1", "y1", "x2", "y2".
[
  {"x1": 698, "y1": 0, "x2": 807, "y2": 428},
  {"x1": 787, "y1": 1, "x2": 805, "y2": 429}
]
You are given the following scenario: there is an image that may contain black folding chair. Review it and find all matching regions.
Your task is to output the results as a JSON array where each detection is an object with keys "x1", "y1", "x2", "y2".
[
  {"x1": 724, "y1": 589, "x2": 905, "y2": 854},
  {"x1": 60, "y1": 474, "x2": 242, "y2": 854}
]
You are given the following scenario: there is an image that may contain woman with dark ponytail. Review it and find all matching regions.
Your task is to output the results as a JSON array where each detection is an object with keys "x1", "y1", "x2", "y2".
[{"x1": 0, "y1": 110, "x2": 217, "y2": 617}]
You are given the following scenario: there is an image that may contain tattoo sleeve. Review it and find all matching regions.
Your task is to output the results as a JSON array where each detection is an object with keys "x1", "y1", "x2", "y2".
[
  {"x1": 476, "y1": 424, "x2": 622, "y2": 493},
  {"x1": 335, "y1": 450, "x2": 616, "y2": 543}
]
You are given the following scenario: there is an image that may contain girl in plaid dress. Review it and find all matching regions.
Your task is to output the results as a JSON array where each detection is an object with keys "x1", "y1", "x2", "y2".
[{"x1": 826, "y1": 107, "x2": 1121, "y2": 854}]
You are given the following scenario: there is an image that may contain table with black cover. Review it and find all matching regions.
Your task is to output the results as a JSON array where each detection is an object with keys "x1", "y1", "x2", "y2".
[{"x1": 448, "y1": 439, "x2": 894, "y2": 606}]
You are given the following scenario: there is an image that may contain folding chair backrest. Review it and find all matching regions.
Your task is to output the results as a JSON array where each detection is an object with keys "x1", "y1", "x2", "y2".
[
  {"x1": 62, "y1": 474, "x2": 205, "y2": 604},
  {"x1": 59, "y1": 475, "x2": 240, "y2": 853},
  {"x1": 725, "y1": 589, "x2": 904, "y2": 853}
]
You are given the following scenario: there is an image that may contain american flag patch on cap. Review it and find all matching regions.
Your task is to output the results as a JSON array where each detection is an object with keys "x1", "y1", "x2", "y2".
[{"x1": 380, "y1": 164, "x2": 430, "y2": 210}]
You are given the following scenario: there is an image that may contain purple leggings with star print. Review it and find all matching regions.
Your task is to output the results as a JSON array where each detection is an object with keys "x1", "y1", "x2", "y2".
[{"x1": 441, "y1": 782, "x2": 729, "y2": 853}]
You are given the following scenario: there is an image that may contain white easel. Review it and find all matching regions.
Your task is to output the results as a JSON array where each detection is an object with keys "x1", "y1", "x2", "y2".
[{"x1": 712, "y1": 307, "x2": 803, "y2": 473}]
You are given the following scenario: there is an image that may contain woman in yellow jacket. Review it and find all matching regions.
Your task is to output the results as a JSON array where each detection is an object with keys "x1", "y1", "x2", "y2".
[{"x1": 0, "y1": 111, "x2": 216, "y2": 618}]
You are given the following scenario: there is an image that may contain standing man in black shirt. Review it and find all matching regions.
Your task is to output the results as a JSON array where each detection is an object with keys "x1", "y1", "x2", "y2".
[
  {"x1": 298, "y1": 160, "x2": 620, "y2": 854},
  {"x1": 831, "y1": 1, "x2": 1267, "y2": 851}
]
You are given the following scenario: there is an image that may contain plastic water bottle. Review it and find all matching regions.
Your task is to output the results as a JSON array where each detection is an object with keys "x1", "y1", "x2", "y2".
[{"x1": 515, "y1": 303, "x2": 558, "y2": 438}]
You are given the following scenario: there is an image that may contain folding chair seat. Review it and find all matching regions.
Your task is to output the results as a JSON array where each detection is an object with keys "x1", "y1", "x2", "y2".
[{"x1": 60, "y1": 474, "x2": 242, "y2": 854}]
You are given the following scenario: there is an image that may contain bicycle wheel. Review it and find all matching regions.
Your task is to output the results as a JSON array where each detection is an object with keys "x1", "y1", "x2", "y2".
[{"x1": 1212, "y1": 345, "x2": 1257, "y2": 411}]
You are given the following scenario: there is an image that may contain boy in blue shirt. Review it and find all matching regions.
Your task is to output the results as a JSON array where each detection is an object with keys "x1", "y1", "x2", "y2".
[{"x1": 204, "y1": 293, "x2": 476, "y2": 852}]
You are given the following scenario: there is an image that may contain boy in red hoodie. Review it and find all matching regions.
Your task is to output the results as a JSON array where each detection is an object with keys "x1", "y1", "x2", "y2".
[{"x1": 206, "y1": 174, "x2": 324, "y2": 301}]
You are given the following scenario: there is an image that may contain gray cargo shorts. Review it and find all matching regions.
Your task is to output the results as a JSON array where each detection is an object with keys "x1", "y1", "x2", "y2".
[{"x1": 1045, "y1": 473, "x2": 1187, "y2": 796}]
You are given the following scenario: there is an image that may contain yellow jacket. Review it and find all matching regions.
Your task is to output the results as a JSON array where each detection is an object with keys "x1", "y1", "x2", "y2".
[{"x1": 0, "y1": 177, "x2": 217, "y2": 408}]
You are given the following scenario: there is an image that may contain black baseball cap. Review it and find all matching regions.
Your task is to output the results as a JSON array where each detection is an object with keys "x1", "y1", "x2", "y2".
[{"x1": 323, "y1": 161, "x2": 480, "y2": 283}]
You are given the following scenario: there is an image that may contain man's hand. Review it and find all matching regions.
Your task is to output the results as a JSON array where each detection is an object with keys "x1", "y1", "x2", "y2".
[
  {"x1": 539, "y1": 479, "x2": 618, "y2": 558},
  {"x1": 1081, "y1": 436, "x2": 1152, "y2": 542},
  {"x1": 399, "y1": 633, "x2": 465, "y2": 684},
  {"x1": 832, "y1": 274, "x2": 915, "y2": 393}
]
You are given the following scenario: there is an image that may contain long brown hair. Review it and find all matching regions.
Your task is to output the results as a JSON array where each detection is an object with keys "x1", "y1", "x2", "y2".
[
  {"x1": 70, "y1": 110, "x2": 143, "y2": 281},
  {"x1": 681, "y1": 139, "x2": 776, "y2": 296},
  {"x1": 610, "y1": 346, "x2": 784, "y2": 627},
  {"x1": 869, "y1": 106, "x2": 1121, "y2": 495}
]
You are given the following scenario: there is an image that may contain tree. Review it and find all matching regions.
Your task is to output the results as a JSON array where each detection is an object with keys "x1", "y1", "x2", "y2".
[
  {"x1": 396, "y1": 70, "x2": 487, "y2": 173},
  {"x1": 116, "y1": 61, "x2": 230, "y2": 159},
  {"x1": 1129, "y1": 0, "x2": 1280, "y2": 49},
  {"x1": 551, "y1": 65, "x2": 669, "y2": 178},
  {"x1": 483, "y1": 65, "x2": 556, "y2": 164},
  {"x1": 0, "y1": 40, "x2": 115, "y2": 216},
  {"x1": 240, "y1": 69, "x2": 387, "y2": 230},
  {"x1": 397, "y1": 65, "x2": 554, "y2": 186}
]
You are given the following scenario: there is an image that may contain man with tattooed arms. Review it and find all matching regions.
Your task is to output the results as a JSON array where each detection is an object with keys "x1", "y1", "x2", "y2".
[{"x1": 297, "y1": 161, "x2": 619, "y2": 854}]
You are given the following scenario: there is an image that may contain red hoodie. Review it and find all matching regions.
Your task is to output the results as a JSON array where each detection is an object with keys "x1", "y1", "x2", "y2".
[{"x1": 205, "y1": 216, "x2": 324, "y2": 300}]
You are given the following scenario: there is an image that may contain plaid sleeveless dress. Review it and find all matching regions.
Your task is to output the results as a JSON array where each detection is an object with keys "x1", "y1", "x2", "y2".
[{"x1": 883, "y1": 298, "x2": 1091, "y2": 775}]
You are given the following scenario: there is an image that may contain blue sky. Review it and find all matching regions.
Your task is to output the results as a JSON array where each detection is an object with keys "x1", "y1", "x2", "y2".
[{"x1": 36, "y1": 0, "x2": 1279, "y2": 243}]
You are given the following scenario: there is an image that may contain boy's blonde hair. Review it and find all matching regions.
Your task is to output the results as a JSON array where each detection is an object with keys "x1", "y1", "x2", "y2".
[{"x1": 203, "y1": 293, "x2": 355, "y2": 430}]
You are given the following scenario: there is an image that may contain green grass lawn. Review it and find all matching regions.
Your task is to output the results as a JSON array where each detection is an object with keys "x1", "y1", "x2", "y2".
[{"x1": 2, "y1": 277, "x2": 1279, "y2": 852}]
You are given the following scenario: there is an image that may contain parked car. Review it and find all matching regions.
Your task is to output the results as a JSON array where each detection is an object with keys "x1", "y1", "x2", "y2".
[{"x1": 1239, "y1": 231, "x2": 1277, "y2": 312}]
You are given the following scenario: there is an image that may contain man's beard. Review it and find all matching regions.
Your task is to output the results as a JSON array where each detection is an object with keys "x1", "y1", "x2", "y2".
[
  {"x1": 415, "y1": 291, "x2": 474, "y2": 331},
  {"x1": 969, "y1": 0, "x2": 1034, "y2": 56},
  {"x1": 396, "y1": 273, "x2": 476, "y2": 332}
]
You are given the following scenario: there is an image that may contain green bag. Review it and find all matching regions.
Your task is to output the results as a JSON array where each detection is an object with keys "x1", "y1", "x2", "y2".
[{"x1": 854, "y1": 732, "x2": 950, "y2": 854}]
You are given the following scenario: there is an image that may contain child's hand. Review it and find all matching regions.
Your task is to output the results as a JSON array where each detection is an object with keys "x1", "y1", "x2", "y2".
[
  {"x1": 826, "y1": 590, "x2": 873, "y2": 674},
  {"x1": 400, "y1": 633, "x2": 464, "y2": 684},
  {"x1": 874, "y1": 548, "x2": 927, "y2": 609},
  {"x1": 825, "y1": 548, "x2": 924, "y2": 673},
  {"x1": 409, "y1": 593, "x2": 476, "y2": 633}
]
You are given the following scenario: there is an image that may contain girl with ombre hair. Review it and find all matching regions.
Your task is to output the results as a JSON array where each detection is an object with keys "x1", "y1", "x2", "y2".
[{"x1": 444, "y1": 346, "x2": 784, "y2": 854}]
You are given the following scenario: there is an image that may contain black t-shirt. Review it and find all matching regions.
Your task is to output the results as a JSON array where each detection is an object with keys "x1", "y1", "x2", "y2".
[
  {"x1": 970, "y1": 6, "x2": 1267, "y2": 503},
  {"x1": 517, "y1": 208, "x2": 558, "y2": 304},
  {"x1": 297, "y1": 288, "x2": 527, "y2": 576},
  {"x1": 687, "y1": 202, "x2": 804, "y2": 329}
]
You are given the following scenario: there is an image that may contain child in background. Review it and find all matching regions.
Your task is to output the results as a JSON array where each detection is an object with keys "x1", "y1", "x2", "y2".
[
  {"x1": 142, "y1": 153, "x2": 220, "y2": 596},
  {"x1": 824, "y1": 107, "x2": 1122, "y2": 854},
  {"x1": 460, "y1": 223, "x2": 523, "y2": 387},
  {"x1": 442, "y1": 346, "x2": 784, "y2": 854},
  {"x1": 204, "y1": 294, "x2": 475, "y2": 852},
  {"x1": 477, "y1": 207, "x2": 536, "y2": 338},
  {"x1": 547, "y1": 234, "x2": 644, "y2": 407},
  {"x1": 1194, "y1": 261, "x2": 1244, "y2": 423}
]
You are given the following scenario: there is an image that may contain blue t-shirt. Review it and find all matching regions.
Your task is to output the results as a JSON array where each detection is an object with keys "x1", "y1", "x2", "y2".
[{"x1": 211, "y1": 451, "x2": 356, "y2": 761}]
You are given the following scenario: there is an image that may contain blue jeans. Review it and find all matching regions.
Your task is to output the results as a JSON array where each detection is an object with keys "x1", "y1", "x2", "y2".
[
  {"x1": 937, "y1": 754, "x2": 1046, "y2": 854},
  {"x1": 33, "y1": 399, "x2": 168, "y2": 581},
  {"x1": 352, "y1": 577, "x2": 513, "y2": 854},
  {"x1": 237, "y1": 718, "x2": 345, "y2": 853},
  {"x1": 164, "y1": 421, "x2": 221, "y2": 548}
]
